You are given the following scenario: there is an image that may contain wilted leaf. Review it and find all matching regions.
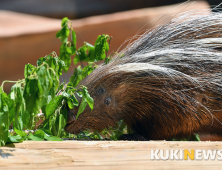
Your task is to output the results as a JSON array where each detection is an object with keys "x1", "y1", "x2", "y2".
[
  {"x1": 82, "y1": 86, "x2": 94, "y2": 111},
  {"x1": 45, "y1": 95, "x2": 64, "y2": 119}
]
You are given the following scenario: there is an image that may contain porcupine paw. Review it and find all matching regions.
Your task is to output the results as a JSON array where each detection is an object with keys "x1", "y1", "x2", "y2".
[{"x1": 119, "y1": 134, "x2": 147, "y2": 141}]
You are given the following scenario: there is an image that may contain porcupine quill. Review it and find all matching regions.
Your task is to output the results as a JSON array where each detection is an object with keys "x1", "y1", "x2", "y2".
[{"x1": 65, "y1": 7, "x2": 222, "y2": 141}]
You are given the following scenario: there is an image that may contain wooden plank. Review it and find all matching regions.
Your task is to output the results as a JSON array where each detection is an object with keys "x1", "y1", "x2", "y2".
[{"x1": 1, "y1": 141, "x2": 222, "y2": 169}]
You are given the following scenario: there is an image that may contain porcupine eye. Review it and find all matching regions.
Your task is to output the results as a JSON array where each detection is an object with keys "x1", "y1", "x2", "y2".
[
  {"x1": 104, "y1": 97, "x2": 111, "y2": 105},
  {"x1": 97, "y1": 87, "x2": 111, "y2": 105}
]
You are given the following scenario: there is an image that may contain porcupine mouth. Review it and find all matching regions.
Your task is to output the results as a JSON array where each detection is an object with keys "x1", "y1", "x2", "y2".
[
  {"x1": 64, "y1": 119, "x2": 77, "y2": 133},
  {"x1": 64, "y1": 123, "x2": 72, "y2": 132}
]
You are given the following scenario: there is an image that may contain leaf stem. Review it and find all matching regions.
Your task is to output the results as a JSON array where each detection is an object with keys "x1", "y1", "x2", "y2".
[{"x1": 1, "y1": 80, "x2": 24, "y2": 90}]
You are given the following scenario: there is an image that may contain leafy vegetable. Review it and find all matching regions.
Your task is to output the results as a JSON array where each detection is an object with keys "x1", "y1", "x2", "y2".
[{"x1": 0, "y1": 17, "x2": 112, "y2": 145}]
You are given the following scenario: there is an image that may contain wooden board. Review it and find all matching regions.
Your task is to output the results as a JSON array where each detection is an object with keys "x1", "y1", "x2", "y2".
[{"x1": 1, "y1": 141, "x2": 222, "y2": 169}]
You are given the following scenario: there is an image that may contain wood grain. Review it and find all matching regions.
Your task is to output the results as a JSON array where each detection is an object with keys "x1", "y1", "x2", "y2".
[{"x1": 1, "y1": 141, "x2": 222, "y2": 169}]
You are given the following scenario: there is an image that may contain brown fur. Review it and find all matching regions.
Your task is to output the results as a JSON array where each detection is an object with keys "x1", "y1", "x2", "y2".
[
  {"x1": 65, "y1": 71, "x2": 222, "y2": 140},
  {"x1": 65, "y1": 11, "x2": 222, "y2": 140}
]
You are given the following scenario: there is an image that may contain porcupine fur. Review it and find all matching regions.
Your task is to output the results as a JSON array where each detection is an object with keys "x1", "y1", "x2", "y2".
[{"x1": 65, "y1": 8, "x2": 222, "y2": 140}]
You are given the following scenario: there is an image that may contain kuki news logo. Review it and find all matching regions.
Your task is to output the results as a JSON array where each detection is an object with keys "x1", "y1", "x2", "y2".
[{"x1": 151, "y1": 149, "x2": 222, "y2": 160}]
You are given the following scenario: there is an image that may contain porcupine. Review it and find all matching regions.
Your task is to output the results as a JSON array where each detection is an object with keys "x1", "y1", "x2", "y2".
[{"x1": 65, "y1": 9, "x2": 222, "y2": 141}]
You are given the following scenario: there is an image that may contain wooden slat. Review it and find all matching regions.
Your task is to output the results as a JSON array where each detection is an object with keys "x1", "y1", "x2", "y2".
[{"x1": 1, "y1": 141, "x2": 222, "y2": 169}]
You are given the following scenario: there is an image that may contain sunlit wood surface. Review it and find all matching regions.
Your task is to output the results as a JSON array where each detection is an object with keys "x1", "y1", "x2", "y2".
[{"x1": 1, "y1": 141, "x2": 222, "y2": 169}]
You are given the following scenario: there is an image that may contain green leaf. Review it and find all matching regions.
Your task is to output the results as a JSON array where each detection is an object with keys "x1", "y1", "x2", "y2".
[
  {"x1": 14, "y1": 127, "x2": 27, "y2": 138},
  {"x1": 8, "y1": 84, "x2": 25, "y2": 127},
  {"x1": 49, "y1": 115, "x2": 57, "y2": 136},
  {"x1": 59, "y1": 44, "x2": 72, "y2": 72},
  {"x1": 40, "y1": 127, "x2": 63, "y2": 141},
  {"x1": 41, "y1": 128, "x2": 53, "y2": 136},
  {"x1": 76, "y1": 90, "x2": 83, "y2": 98},
  {"x1": 67, "y1": 95, "x2": 79, "y2": 109},
  {"x1": 37, "y1": 65, "x2": 52, "y2": 93},
  {"x1": 105, "y1": 41, "x2": 109, "y2": 51},
  {"x1": 59, "y1": 17, "x2": 70, "y2": 43},
  {"x1": 37, "y1": 57, "x2": 47, "y2": 66},
  {"x1": 57, "y1": 59, "x2": 66, "y2": 75},
  {"x1": 60, "y1": 107, "x2": 67, "y2": 123},
  {"x1": 73, "y1": 55, "x2": 80, "y2": 65},
  {"x1": 95, "y1": 131, "x2": 104, "y2": 140},
  {"x1": 23, "y1": 78, "x2": 40, "y2": 116},
  {"x1": 45, "y1": 136, "x2": 63, "y2": 141},
  {"x1": 34, "y1": 129, "x2": 45, "y2": 139},
  {"x1": 7, "y1": 134, "x2": 23, "y2": 143},
  {"x1": 71, "y1": 44, "x2": 76, "y2": 55},
  {"x1": 82, "y1": 86, "x2": 94, "y2": 111},
  {"x1": 66, "y1": 82, "x2": 73, "y2": 88},
  {"x1": 87, "y1": 43, "x2": 96, "y2": 62},
  {"x1": 14, "y1": 115, "x2": 23, "y2": 131},
  {"x1": 71, "y1": 95, "x2": 79, "y2": 106},
  {"x1": 69, "y1": 66, "x2": 82, "y2": 87},
  {"x1": 60, "y1": 27, "x2": 69, "y2": 43},
  {"x1": 61, "y1": 91, "x2": 70, "y2": 98},
  {"x1": 45, "y1": 95, "x2": 64, "y2": 119},
  {"x1": 47, "y1": 107, "x2": 67, "y2": 137},
  {"x1": 72, "y1": 30, "x2": 77, "y2": 45},
  {"x1": 82, "y1": 63, "x2": 97, "y2": 79},
  {"x1": 8, "y1": 98, "x2": 15, "y2": 125},
  {"x1": 24, "y1": 63, "x2": 35, "y2": 78},
  {"x1": 56, "y1": 83, "x2": 65, "y2": 94},
  {"x1": 58, "y1": 114, "x2": 63, "y2": 136},
  {"x1": 76, "y1": 97, "x2": 87, "y2": 119},
  {"x1": 76, "y1": 45, "x2": 88, "y2": 62},
  {"x1": 37, "y1": 64, "x2": 58, "y2": 113},
  {"x1": 23, "y1": 78, "x2": 41, "y2": 128},
  {"x1": 57, "y1": 21, "x2": 70, "y2": 43},
  {"x1": 0, "y1": 87, "x2": 9, "y2": 146},
  {"x1": 193, "y1": 133, "x2": 201, "y2": 141},
  {"x1": 94, "y1": 34, "x2": 109, "y2": 61},
  {"x1": 66, "y1": 46, "x2": 72, "y2": 54},
  {"x1": 67, "y1": 98, "x2": 75, "y2": 109},
  {"x1": 56, "y1": 30, "x2": 61, "y2": 38},
  {"x1": 59, "y1": 109, "x2": 67, "y2": 134},
  {"x1": 61, "y1": 17, "x2": 69, "y2": 27},
  {"x1": 37, "y1": 55, "x2": 65, "y2": 79},
  {"x1": 28, "y1": 133, "x2": 44, "y2": 141},
  {"x1": 65, "y1": 27, "x2": 70, "y2": 37}
]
